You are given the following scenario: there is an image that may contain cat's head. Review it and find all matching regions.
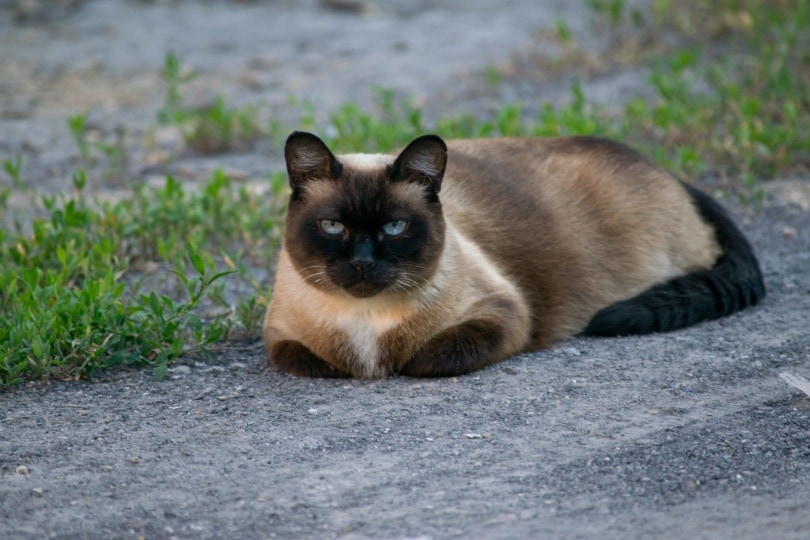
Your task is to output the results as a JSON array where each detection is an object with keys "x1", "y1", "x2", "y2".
[{"x1": 282, "y1": 131, "x2": 448, "y2": 299}]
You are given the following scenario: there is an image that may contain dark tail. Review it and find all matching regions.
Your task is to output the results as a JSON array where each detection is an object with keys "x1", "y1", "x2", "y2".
[{"x1": 584, "y1": 182, "x2": 766, "y2": 336}]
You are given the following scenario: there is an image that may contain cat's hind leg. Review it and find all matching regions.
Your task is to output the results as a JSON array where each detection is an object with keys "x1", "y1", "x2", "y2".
[{"x1": 583, "y1": 182, "x2": 765, "y2": 336}]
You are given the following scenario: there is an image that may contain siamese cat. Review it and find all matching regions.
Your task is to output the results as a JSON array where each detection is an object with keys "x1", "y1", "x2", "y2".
[{"x1": 262, "y1": 131, "x2": 765, "y2": 378}]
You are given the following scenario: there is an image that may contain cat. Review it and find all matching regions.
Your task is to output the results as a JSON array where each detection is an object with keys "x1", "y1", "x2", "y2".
[{"x1": 262, "y1": 131, "x2": 765, "y2": 378}]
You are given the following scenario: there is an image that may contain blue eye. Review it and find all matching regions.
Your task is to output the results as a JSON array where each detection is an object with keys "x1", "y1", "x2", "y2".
[
  {"x1": 320, "y1": 220, "x2": 345, "y2": 235},
  {"x1": 382, "y1": 220, "x2": 407, "y2": 236}
]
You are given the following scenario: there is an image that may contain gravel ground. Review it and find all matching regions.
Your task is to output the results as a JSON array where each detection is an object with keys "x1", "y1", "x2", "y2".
[{"x1": 1, "y1": 1, "x2": 809, "y2": 539}]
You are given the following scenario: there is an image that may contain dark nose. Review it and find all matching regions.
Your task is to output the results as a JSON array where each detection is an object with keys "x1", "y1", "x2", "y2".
[
  {"x1": 350, "y1": 257, "x2": 375, "y2": 271},
  {"x1": 350, "y1": 237, "x2": 375, "y2": 272}
]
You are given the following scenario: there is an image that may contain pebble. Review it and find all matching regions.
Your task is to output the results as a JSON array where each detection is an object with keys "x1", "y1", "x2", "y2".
[
  {"x1": 31, "y1": 487, "x2": 44, "y2": 496},
  {"x1": 153, "y1": 126, "x2": 183, "y2": 148},
  {"x1": 169, "y1": 365, "x2": 191, "y2": 376},
  {"x1": 2, "y1": 96, "x2": 35, "y2": 119},
  {"x1": 320, "y1": 0, "x2": 369, "y2": 14},
  {"x1": 16, "y1": 466, "x2": 29, "y2": 475}
]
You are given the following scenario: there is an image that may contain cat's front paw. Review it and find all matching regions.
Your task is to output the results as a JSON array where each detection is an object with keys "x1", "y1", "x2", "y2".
[
  {"x1": 269, "y1": 340, "x2": 350, "y2": 378},
  {"x1": 399, "y1": 320, "x2": 504, "y2": 377}
]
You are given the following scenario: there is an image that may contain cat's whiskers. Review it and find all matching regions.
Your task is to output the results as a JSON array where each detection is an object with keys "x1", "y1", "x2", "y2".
[
  {"x1": 296, "y1": 264, "x2": 328, "y2": 275},
  {"x1": 395, "y1": 271, "x2": 429, "y2": 297},
  {"x1": 288, "y1": 266, "x2": 330, "y2": 295}
]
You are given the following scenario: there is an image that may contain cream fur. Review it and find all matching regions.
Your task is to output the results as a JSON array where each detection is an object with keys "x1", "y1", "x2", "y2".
[
  {"x1": 264, "y1": 136, "x2": 725, "y2": 378},
  {"x1": 264, "y1": 223, "x2": 531, "y2": 378}
]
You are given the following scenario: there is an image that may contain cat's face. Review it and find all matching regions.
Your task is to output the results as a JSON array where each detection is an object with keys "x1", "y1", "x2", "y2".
[{"x1": 282, "y1": 132, "x2": 448, "y2": 299}]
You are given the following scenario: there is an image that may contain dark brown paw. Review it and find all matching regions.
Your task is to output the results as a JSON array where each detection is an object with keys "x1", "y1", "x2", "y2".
[
  {"x1": 269, "y1": 341, "x2": 350, "y2": 378},
  {"x1": 399, "y1": 320, "x2": 504, "y2": 377}
]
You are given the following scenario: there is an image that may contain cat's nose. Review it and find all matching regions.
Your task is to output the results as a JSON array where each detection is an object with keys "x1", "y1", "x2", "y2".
[
  {"x1": 350, "y1": 256, "x2": 376, "y2": 272},
  {"x1": 351, "y1": 237, "x2": 376, "y2": 272}
]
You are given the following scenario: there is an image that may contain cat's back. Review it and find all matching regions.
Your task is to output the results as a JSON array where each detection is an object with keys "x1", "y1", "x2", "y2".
[
  {"x1": 443, "y1": 136, "x2": 673, "y2": 205},
  {"x1": 437, "y1": 136, "x2": 720, "y2": 341},
  {"x1": 440, "y1": 135, "x2": 707, "y2": 241}
]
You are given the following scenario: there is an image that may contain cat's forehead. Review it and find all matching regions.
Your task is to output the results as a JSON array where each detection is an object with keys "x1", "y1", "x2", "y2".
[
  {"x1": 297, "y1": 152, "x2": 429, "y2": 211},
  {"x1": 301, "y1": 177, "x2": 428, "y2": 211},
  {"x1": 337, "y1": 153, "x2": 395, "y2": 171}
]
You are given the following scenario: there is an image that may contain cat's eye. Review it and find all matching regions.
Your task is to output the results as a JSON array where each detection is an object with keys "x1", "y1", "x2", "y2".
[
  {"x1": 320, "y1": 219, "x2": 345, "y2": 235},
  {"x1": 382, "y1": 220, "x2": 407, "y2": 236}
]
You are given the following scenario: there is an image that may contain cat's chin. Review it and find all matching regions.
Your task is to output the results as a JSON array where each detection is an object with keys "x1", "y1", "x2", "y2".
[{"x1": 343, "y1": 282, "x2": 389, "y2": 299}]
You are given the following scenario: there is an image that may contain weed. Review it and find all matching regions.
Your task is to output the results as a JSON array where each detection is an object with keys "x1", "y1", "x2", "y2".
[
  {"x1": 94, "y1": 125, "x2": 130, "y2": 182},
  {"x1": 182, "y1": 96, "x2": 262, "y2": 153},
  {"x1": 544, "y1": 0, "x2": 810, "y2": 195},
  {"x1": 587, "y1": 0, "x2": 626, "y2": 28},
  {"x1": 3, "y1": 154, "x2": 24, "y2": 189},
  {"x1": 158, "y1": 53, "x2": 263, "y2": 153},
  {"x1": 66, "y1": 113, "x2": 93, "y2": 165},
  {"x1": 483, "y1": 65, "x2": 503, "y2": 87},
  {"x1": 157, "y1": 52, "x2": 195, "y2": 126},
  {"x1": 0, "y1": 191, "x2": 228, "y2": 385},
  {"x1": 553, "y1": 19, "x2": 573, "y2": 44},
  {"x1": 234, "y1": 288, "x2": 271, "y2": 340},
  {"x1": 66, "y1": 114, "x2": 131, "y2": 182},
  {"x1": 0, "y1": 164, "x2": 285, "y2": 386}
]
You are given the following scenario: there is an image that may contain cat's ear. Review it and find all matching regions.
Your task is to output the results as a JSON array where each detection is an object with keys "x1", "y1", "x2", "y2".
[
  {"x1": 284, "y1": 131, "x2": 342, "y2": 192},
  {"x1": 390, "y1": 135, "x2": 447, "y2": 196}
]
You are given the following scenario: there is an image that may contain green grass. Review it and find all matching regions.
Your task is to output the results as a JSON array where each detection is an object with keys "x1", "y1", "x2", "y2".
[
  {"x1": 1, "y1": 0, "x2": 807, "y2": 387},
  {"x1": 158, "y1": 53, "x2": 262, "y2": 153},
  {"x1": 0, "y1": 162, "x2": 286, "y2": 386}
]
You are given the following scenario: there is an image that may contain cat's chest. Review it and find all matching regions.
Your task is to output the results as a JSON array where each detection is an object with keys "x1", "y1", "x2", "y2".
[
  {"x1": 315, "y1": 296, "x2": 414, "y2": 377},
  {"x1": 336, "y1": 313, "x2": 393, "y2": 374}
]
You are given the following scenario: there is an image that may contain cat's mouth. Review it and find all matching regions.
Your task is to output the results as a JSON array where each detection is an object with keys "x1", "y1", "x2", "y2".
[
  {"x1": 332, "y1": 267, "x2": 393, "y2": 298},
  {"x1": 344, "y1": 281, "x2": 388, "y2": 298}
]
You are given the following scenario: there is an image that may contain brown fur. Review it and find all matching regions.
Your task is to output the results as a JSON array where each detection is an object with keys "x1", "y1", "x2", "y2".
[{"x1": 263, "y1": 134, "x2": 721, "y2": 378}]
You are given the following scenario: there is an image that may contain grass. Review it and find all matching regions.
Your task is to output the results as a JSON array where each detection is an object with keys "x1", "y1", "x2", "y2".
[
  {"x1": 1, "y1": 1, "x2": 807, "y2": 387},
  {"x1": 0, "y1": 161, "x2": 286, "y2": 385},
  {"x1": 158, "y1": 53, "x2": 262, "y2": 153}
]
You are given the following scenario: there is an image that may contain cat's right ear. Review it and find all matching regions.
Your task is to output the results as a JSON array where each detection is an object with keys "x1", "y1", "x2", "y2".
[{"x1": 284, "y1": 131, "x2": 342, "y2": 193}]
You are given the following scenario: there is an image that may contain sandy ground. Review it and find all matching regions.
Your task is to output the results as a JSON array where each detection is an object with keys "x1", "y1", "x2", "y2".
[{"x1": 1, "y1": 1, "x2": 809, "y2": 539}]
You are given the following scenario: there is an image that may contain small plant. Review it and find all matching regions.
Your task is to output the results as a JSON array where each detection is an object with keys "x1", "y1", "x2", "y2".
[
  {"x1": 66, "y1": 113, "x2": 93, "y2": 165},
  {"x1": 587, "y1": 0, "x2": 627, "y2": 28},
  {"x1": 94, "y1": 125, "x2": 129, "y2": 182},
  {"x1": 483, "y1": 64, "x2": 503, "y2": 86},
  {"x1": 182, "y1": 96, "x2": 262, "y2": 153},
  {"x1": 553, "y1": 19, "x2": 573, "y2": 44},
  {"x1": 65, "y1": 114, "x2": 131, "y2": 182},
  {"x1": 3, "y1": 153, "x2": 24, "y2": 189},
  {"x1": 157, "y1": 52, "x2": 195, "y2": 125},
  {"x1": 157, "y1": 53, "x2": 263, "y2": 153},
  {"x1": 0, "y1": 164, "x2": 286, "y2": 386},
  {"x1": 234, "y1": 288, "x2": 271, "y2": 341}
]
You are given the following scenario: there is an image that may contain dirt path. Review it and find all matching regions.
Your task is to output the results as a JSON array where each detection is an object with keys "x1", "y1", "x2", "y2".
[{"x1": 2, "y1": 2, "x2": 809, "y2": 539}]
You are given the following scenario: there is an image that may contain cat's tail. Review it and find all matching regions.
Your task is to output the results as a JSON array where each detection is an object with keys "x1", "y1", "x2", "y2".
[{"x1": 584, "y1": 182, "x2": 766, "y2": 336}]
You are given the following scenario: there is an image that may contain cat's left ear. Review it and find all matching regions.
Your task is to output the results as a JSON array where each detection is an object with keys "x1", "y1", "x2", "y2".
[
  {"x1": 284, "y1": 131, "x2": 342, "y2": 193},
  {"x1": 390, "y1": 135, "x2": 447, "y2": 197}
]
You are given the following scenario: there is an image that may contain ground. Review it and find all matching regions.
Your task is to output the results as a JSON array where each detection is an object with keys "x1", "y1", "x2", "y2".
[{"x1": 1, "y1": 1, "x2": 809, "y2": 539}]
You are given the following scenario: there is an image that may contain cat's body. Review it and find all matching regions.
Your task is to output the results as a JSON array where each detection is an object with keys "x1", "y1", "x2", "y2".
[{"x1": 263, "y1": 132, "x2": 765, "y2": 378}]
